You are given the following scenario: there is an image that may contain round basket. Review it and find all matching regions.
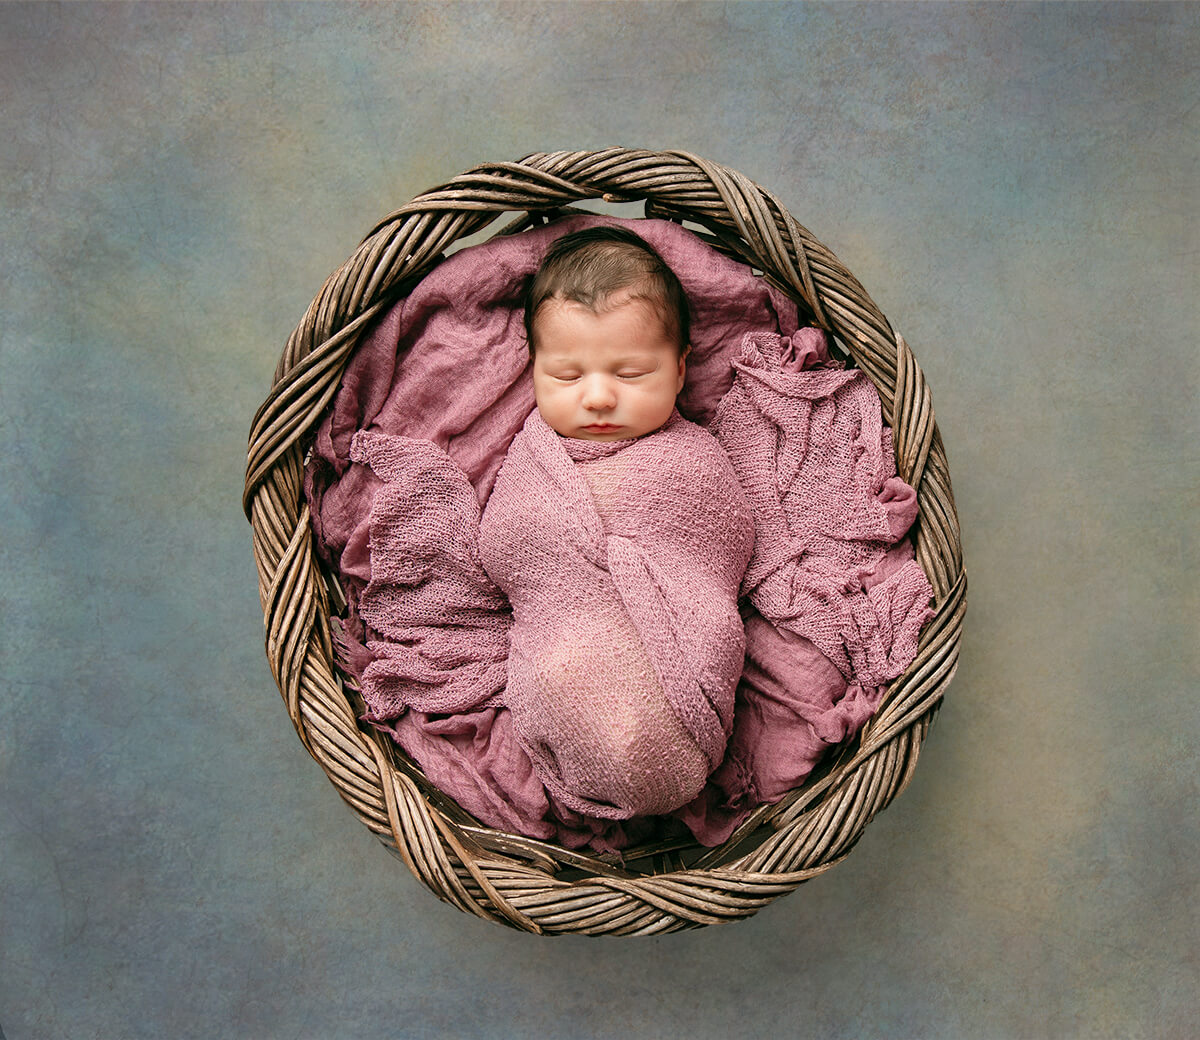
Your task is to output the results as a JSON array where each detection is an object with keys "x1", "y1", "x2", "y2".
[{"x1": 244, "y1": 149, "x2": 966, "y2": 935}]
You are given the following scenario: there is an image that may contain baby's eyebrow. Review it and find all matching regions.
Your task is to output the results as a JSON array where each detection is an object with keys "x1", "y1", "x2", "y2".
[{"x1": 611, "y1": 354, "x2": 661, "y2": 366}]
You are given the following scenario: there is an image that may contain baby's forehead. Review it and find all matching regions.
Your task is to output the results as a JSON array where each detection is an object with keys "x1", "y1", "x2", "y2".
[
  {"x1": 536, "y1": 293, "x2": 676, "y2": 341},
  {"x1": 541, "y1": 285, "x2": 659, "y2": 315}
]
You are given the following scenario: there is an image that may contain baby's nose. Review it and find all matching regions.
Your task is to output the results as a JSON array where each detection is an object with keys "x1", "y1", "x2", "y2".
[{"x1": 581, "y1": 375, "x2": 617, "y2": 410}]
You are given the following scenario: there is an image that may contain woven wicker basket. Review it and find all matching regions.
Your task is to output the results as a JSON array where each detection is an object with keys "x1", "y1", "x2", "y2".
[{"x1": 244, "y1": 149, "x2": 966, "y2": 935}]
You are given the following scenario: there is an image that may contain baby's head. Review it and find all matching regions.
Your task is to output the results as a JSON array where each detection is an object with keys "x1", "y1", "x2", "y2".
[{"x1": 525, "y1": 226, "x2": 691, "y2": 441}]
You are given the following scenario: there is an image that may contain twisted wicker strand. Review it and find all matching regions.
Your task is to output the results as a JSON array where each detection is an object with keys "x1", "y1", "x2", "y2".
[{"x1": 893, "y1": 334, "x2": 935, "y2": 487}]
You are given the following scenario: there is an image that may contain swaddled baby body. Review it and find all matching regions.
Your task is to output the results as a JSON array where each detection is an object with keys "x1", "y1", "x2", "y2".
[{"x1": 478, "y1": 228, "x2": 754, "y2": 819}]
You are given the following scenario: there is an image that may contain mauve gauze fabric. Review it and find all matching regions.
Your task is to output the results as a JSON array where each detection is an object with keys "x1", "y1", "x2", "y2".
[
  {"x1": 305, "y1": 215, "x2": 931, "y2": 850},
  {"x1": 477, "y1": 410, "x2": 754, "y2": 821}
]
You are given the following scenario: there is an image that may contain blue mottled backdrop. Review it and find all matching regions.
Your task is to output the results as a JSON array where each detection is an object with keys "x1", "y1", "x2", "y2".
[{"x1": 1, "y1": 3, "x2": 1195, "y2": 1037}]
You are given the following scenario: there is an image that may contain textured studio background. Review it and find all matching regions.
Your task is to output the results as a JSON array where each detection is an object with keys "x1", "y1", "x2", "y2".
[{"x1": 1, "y1": 3, "x2": 1195, "y2": 1038}]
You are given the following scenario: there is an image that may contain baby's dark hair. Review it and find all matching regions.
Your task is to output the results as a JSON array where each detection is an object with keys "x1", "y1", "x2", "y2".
[{"x1": 524, "y1": 225, "x2": 691, "y2": 354}]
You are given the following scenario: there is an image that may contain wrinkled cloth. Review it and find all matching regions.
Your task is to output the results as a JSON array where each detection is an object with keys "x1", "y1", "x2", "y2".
[
  {"x1": 714, "y1": 330, "x2": 932, "y2": 688},
  {"x1": 349, "y1": 432, "x2": 510, "y2": 721},
  {"x1": 671, "y1": 329, "x2": 934, "y2": 845},
  {"x1": 477, "y1": 410, "x2": 754, "y2": 820}
]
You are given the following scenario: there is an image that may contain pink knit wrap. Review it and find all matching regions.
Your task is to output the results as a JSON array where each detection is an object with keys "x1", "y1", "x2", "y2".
[{"x1": 477, "y1": 410, "x2": 754, "y2": 819}]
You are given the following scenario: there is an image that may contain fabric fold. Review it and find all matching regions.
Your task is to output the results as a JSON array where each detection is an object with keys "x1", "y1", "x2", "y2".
[
  {"x1": 714, "y1": 331, "x2": 933, "y2": 690},
  {"x1": 350, "y1": 431, "x2": 511, "y2": 720}
]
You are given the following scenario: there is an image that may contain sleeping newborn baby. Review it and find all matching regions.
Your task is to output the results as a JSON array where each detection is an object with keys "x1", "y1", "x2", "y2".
[{"x1": 478, "y1": 227, "x2": 755, "y2": 820}]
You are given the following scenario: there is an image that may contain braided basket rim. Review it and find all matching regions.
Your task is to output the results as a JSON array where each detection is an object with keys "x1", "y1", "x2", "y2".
[{"x1": 244, "y1": 148, "x2": 966, "y2": 935}]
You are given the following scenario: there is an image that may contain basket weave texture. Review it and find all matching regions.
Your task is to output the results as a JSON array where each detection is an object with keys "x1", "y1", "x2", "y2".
[{"x1": 244, "y1": 149, "x2": 966, "y2": 935}]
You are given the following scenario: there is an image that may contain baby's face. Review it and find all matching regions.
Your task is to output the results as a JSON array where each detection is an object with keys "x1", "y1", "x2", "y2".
[{"x1": 531, "y1": 291, "x2": 686, "y2": 441}]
